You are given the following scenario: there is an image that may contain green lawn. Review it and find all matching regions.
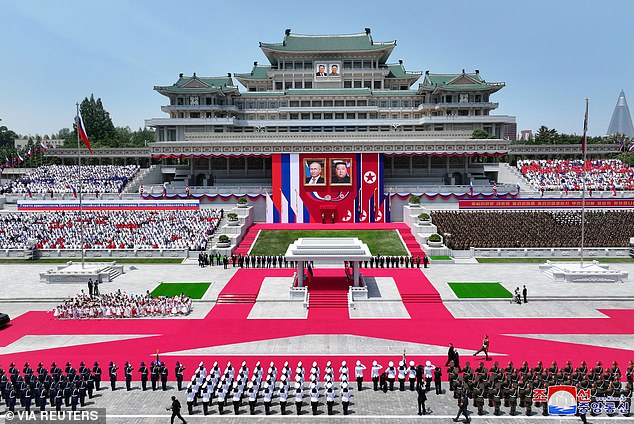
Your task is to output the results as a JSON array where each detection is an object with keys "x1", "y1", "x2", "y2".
[
  {"x1": 476, "y1": 257, "x2": 634, "y2": 263},
  {"x1": 430, "y1": 256, "x2": 452, "y2": 261},
  {"x1": 150, "y1": 282, "x2": 211, "y2": 299},
  {"x1": 250, "y1": 230, "x2": 407, "y2": 256},
  {"x1": 448, "y1": 282, "x2": 513, "y2": 299}
]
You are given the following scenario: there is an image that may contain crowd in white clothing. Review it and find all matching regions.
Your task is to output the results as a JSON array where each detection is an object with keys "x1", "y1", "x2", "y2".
[
  {"x1": 517, "y1": 159, "x2": 634, "y2": 191},
  {"x1": 53, "y1": 290, "x2": 192, "y2": 319},
  {"x1": 0, "y1": 208, "x2": 223, "y2": 250},
  {"x1": 3, "y1": 164, "x2": 140, "y2": 194}
]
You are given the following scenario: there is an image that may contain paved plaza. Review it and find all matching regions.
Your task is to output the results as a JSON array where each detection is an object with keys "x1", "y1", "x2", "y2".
[{"x1": 1, "y1": 259, "x2": 633, "y2": 423}]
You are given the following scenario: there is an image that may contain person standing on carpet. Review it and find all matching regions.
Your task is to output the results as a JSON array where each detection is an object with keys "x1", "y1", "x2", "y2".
[
  {"x1": 473, "y1": 335, "x2": 490, "y2": 361},
  {"x1": 416, "y1": 382, "x2": 427, "y2": 415},
  {"x1": 446, "y1": 343, "x2": 456, "y2": 366}
]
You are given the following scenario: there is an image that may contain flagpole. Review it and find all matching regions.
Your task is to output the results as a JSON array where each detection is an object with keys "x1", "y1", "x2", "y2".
[
  {"x1": 580, "y1": 97, "x2": 589, "y2": 269},
  {"x1": 76, "y1": 103, "x2": 85, "y2": 269}
]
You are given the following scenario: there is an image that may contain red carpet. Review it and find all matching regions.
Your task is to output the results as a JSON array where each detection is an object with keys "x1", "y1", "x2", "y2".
[
  {"x1": 306, "y1": 270, "x2": 352, "y2": 320},
  {"x1": 2, "y1": 266, "x2": 633, "y2": 382}
]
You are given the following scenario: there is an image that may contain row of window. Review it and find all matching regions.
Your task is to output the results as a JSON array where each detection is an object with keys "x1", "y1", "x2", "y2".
[
  {"x1": 276, "y1": 60, "x2": 380, "y2": 71},
  {"x1": 170, "y1": 109, "x2": 488, "y2": 120}
]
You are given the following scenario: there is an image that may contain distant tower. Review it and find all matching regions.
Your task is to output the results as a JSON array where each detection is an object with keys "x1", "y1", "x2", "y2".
[{"x1": 607, "y1": 90, "x2": 634, "y2": 137}]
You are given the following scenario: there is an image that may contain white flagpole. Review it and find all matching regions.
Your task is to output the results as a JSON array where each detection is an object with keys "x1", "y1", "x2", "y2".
[
  {"x1": 76, "y1": 103, "x2": 85, "y2": 269},
  {"x1": 580, "y1": 97, "x2": 589, "y2": 269}
]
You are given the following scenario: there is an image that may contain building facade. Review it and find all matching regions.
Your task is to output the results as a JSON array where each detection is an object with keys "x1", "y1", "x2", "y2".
[{"x1": 146, "y1": 29, "x2": 515, "y2": 223}]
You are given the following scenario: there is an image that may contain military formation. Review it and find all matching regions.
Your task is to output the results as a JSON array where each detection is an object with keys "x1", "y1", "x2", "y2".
[
  {"x1": 198, "y1": 253, "x2": 429, "y2": 269},
  {"x1": 0, "y1": 361, "x2": 105, "y2": 414},
  {"x1": 447, "y1": 358, "x2": 633, "y2": 417}
]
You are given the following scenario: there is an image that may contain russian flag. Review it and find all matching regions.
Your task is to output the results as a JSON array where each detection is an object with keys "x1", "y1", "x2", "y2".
[
  {"x1": 17, "y1": 153, "x2": 24, "y2": 164},
  {"x1": 5, "y1": 157, "x2": 11, "y2": 168},
  {"x1": 71, "y1": 185, "x2": 77, "y2": 198},
  {"x1": 27, "y1": 187, "x2": 33, "y2": 198},
  {"x1": 40, "y1": 142, "x2": 48, "y2": 153},
  {"x1": 76, "y1": 110, "x2": 92, "y2": 154},
  {"x1": 629, "y1": 145, "x2": 634, "y2": 152}
]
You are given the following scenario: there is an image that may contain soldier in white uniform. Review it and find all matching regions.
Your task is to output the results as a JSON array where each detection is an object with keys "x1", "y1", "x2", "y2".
[
  {"x1": 387, "y1": 361, "x2": 397, "y2": 391},
  {"x1": 278, "y1": 380, "x2": 288, "y2": 415},
  {"x1": 355, "y1": 360, "x2": 366, "y2": 391},
  {"x1": 198, "y1": 361, "x2": 207, "y2": 379},
  {"x1": 398, "y1": 361, "x2": 407, "y2": 391},
  {"x1": 339, "y1": 361, "x2": 349, "y2": 382},
  {"x1": 247, "y1": 382, "x2": 257, "y2": 415},
  {"x1": 216, "y1": 385, "x2": 225, "y2": 414},
  {"x1": 341, "y1": 382, "x2": 351, "y2": 415},
  {"x1": 296, "y1": 368, "x2": 304, "y2": 388},
  {"x1": 185, "y1": 383, "x2": 195, "y2": 415},
  {"x1": 312, "y1": 361, "x2": 320, "y2": 381},
  {"x1": 424, "y1": 360, "x2": 435, "y2": 392},
  {"x1": 263, "y1": 382, "x2": 273, "y2": 415},
  {"x1": 294, "y1": 382, "x2": 304, "y2": 415},
  {"x1": 201, "y1": 382, "x2": 210, "y2": 415},
  {"x1": 270, "y1": 362, "x2": 277, "y2": 381},
  {"x1": 283, "y1": 361, "x2": 292, "y2": 381},
  {"x1": 325, "y1": 381, "x2": 336, "y2": 415},
  {"x1": 231, "y1": 382, "x2": 241, "y2": 415},
  {"x1": 310, "y1": 382, "x2": 320, "y2": 415},
  {"x1": 254, "y1": 361, "x2": 263, "y2": 385},
  {"x1": 371, "y1": 361, "x2": 383, "y2": 391},
  {"x1": 324, "y1": 361, "x2": 334, "y2": 381},
  {"x1": 240, "y1": 361, "x2": 249, "y2": 381},
  {"x1": 408, "y1": 361, "x2": 418, "y2": 391}
]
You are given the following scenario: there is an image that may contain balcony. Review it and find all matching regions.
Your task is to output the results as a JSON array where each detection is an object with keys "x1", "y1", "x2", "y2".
[
  {"x1": 161, "y1": 104, "x2": 238, "y2": 113},
  {"x1": 145, "y1": 117, "x2": 235, "y2": 127}
]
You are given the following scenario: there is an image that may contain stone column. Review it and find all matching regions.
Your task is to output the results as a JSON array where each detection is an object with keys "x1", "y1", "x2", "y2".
[
  {"x1": 226, "y1": 157, "x2": 230, "y2": 176},
  {"x1": 297, "y1": 260, "x2": 304, "y2": 287},
  {"x1": 353, "y1": 261, "x2": 359, "y2": 287}
]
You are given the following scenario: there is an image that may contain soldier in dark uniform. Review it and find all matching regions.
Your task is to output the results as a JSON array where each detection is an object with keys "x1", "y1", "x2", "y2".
[
  {"x1": 151, "y1": 361, "x2": 159, "y2": 391},
  {"x1": 453, "y1": 390, "x2": 470, "y2": 422},
  {"x1": 124, "y1": 361, "x2": 133, "y2": 391},
  {"x1": 54, "y1": 386, "x2": 63, "y2": 413},
  {"x1": 86, "y1": 371, "x2": 94, "y2": 399},
  {"x1": 70, "y1": 384, "x2": 79, "y2": 411},
  {"x1": 416, "y1": 382, "x2": 427, "y2": 415},
  {"x1": 168, "y1": 395, "x2": 187, "y2": 424},
  {"x1": 175, "y1": 362, "x2": 185, "y2": 391},
  {"x1": 109, "y1": 362, "x2": 118, "y2": 391},
  {"x1": 38, "y1": 386, "x2": 48, "y2": 412},
  {"x1": 92, "y1": 362, "x2": 102, "y2": 391},
  {"x1": 161, "y1": 362, "x2": 169, "y2": 391},
  {"x1": 473, "y1": 382, "x2": 485, "y2": 415},
  {"x1": 139, "y1": 362, "x2": 149, "y2": 391},
  {"x1": 508, "y1": 383, "x2": 519, "y2": 415}
]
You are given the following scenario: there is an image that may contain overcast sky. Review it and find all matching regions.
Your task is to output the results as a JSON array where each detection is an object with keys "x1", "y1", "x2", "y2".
[{"x1": 1, "y1": 0, "x2": 632, "y2": 137}]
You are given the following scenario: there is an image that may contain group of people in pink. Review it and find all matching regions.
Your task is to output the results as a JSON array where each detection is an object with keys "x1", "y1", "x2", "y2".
[
  {"x1": 517, "y1": 159, "x2": 634, "y2": 192},
  {"x1": 0, "y1": 209, "x2": 222, "y2": 250},
  {"x1": 53, "y1": 290, "x2": 192, "y2": 319}
]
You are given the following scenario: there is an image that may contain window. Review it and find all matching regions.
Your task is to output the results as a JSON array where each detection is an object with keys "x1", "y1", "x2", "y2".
[
  {"x1": 236, "y1": 102, "x2": 243, "y2": 110},
  {"x1": 312, "y1": 113, "x2": 321, "y2": 119},
  {"x1": 275, "y1": 82, "x2": 282, "y2": 90},
  {"x1": 403, "y1": 113, "x2": 409, "y2": 119},
  {"x1": 301, "y1": 101, "x2": 310, "y2": 107},
  {"x1": 363, "y1": 61, "x2": 372, "y2": 69},
  {"x1": 403, "y1": 100, "x2": 410, "y2": 108},
  {"x1": 434, "y1": 124, "x2": 443, "y2": 131},
  {"x1": 323, "y1": 100, "x2": 333, "y2": 107},
  {"x1": 345, "y1": 100, "x2": 356, "y2": 107},
  {"x1": 258, "y1": 101, "x2": 266, "y2": 109},
  {"x1": 475, "y1": 94, "x2": 482, "y2": 102},
  {"x1": 400, "y1": 85, "x2": 408, "y2": 90},
  {"x1": 324, "y1": 113, "x2": 333, "y2": 119},
  {"x1": 301, "y1": 113, "x2": 310, "y2": 120},
  {"x1": 290, "y1": 113, "x2": 299, "y2": 120},
  {"x1": 364, "y1": 81, "x2": 371, "y2": 88},
  {"x1": 177, "y1": 98, "x2": 183, "y2": 105},
  {"x1": 269, "y1": 101, "x2": 278, "y2": 109},
  {"x1": 279, "y1": 101, "x2": 288, "y2": 107},
  {"x1": 258, "y1": 114, "x2": 266, "y2": 120},
  {"x1": 343, "y1": 80, "x2": 352, "y2": 88},
  {"x1": 353, "y1": 61, "x2": 362, "y2": 69},
  {"x1": 357, "y1": 100, "x2": 367, "y2": 106},
  {"x1": 290, "y1": 101, "x2": 299, "y2": 107},
  {"x1": 294, "y1": 81, "x2": 303, "y2": 89},
  {"x1": 346, "y1": 113, "x2": 355, "y2": 119},
  {"x1": 374, "y1": 81, "x2": 381, "y2": 89},
  {"x1": 369, "y1": 113, "x2": 377, "y2": 119},
  {"x1": 335, "y1": 113, "x2": 344, "y2": 119},
  {"x1": 284, "y1": 82, "x2": 292, "y2": 89},
  {"x1": 391, "y1": 100, "x2": 399, "y2": 108},
  {"x1": 343, "y1": 61, "x2": 352, "y2": 69},
  {"x1": 459, "y1": 110, "x2": 469, "y2": 116},
  {"x1": 206, "y1": 97, "x2": 212, "y2": 105},
  {"x1": 206, "y1": 112, "x2": 212, "y2": 118},
  {"x1": 445, "y1": 95, "x2": 453, "y2": 103},
  {"x1": 354, "y1": 81, "x2": 362, "y2": 88},
  {"x1": 379, "y1": 100, "x2": 387, "y2": 108},
  {"x1": 311, "y1": 100, "x2": 322, "y2": 107},
  {"x1": 294, "y1": 62, "x2": 302, "y2": 70},
  {"x1": 358, "y1": 112, "x2": 367, "y2": 119},
  {"x1": 248, "y1": 87, "x2": 256, "y2": 92},
  {"x1": 334, "y1": 100, "x2": 344, "y2": 107},
  {"x1": 246, "y1": 101, "x2": 255, "y2": 109},
  {"x1": 304, "y1": 81, "x2": 312, "y2": 89},
  {"x1": 190, "y1": 112, "x2": 200, "y2": 118}
]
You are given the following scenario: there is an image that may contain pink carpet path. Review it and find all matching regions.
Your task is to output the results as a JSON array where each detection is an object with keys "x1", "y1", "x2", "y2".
[
  {"x1": 234, "y1": 222, "x2": 426, "y2": 256},
  {"x1": 1, "y1": 267, "x2": 633, "y2": 381}
]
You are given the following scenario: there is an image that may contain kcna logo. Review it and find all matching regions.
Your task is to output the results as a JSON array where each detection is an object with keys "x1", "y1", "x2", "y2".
[{"x1": 533, "y1": 385, "x2": 591, "y2": 415}]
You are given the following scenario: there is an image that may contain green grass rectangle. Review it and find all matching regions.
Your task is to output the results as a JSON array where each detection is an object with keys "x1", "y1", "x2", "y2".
[
  {"x1": 430, "y1": 256, "x2": 452, "y2": 261},
  {"x1": 250, "y1": 230, "x2": 407, "y2": 256},
  {"x1": 151, "y1": 282, "x2": 211, "y2": 299},
  {"x1": 448, "y1": 282, "x2": 512, "y2": 298}
]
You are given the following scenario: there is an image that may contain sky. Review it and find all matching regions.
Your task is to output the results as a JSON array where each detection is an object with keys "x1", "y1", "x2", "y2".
[{"x1": 1, "y1": 0, "x2": 633, "y2": 138}]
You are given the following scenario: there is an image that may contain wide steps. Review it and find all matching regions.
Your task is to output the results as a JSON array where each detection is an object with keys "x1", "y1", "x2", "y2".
[
  {"x1": 217, "y1": 294, "x2": 258, "y2": 304},
  {"x1": 309, "y1": 291, "x2": 349, "y2": 309},
  {"x1": 401, "y1": 293, "x2": 443, "y2": 303}
]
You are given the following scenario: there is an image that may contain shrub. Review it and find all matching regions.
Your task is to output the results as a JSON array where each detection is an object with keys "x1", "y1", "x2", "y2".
[
  {"x1": 418, "y1": 213, "x2": 430, "y2": 220},
  {"x1": 428, "y1": 233, "x2": 442, "y2": 242},
  {"x1": 408, "y1": 195, "x2": 420, "y2": 205},
  {"x1": 237, "y1": 196, "x2": 248, "y2": 204},
  {"x1": 218, "y1": 235, "x2": 230, "y2": 243},
  {"x1": 227, "y1": 213, "x2": 238, "y2": 220}
]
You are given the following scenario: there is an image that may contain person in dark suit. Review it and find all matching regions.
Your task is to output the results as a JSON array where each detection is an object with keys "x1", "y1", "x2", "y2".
[
  {"x1": 453, "y1": 391, "x2": 470, "y2": 422},
  {"x1": 168, "y1": 395, "x2": 187, "y2": 424},
  {"x1": 446, "y1": 343, "x2": 456, "y2": 366},
  {"x1": 315, "y1": 64, "x2": 327, "y2": 76},
  {"x1": 522, "y1": 285, "x2": 528, "y2": 303},
  {"x1": 331, "y1": 161, "x2": 351, "y2": 184},
  {"x1": 416, "y1": 383, "x2": 427, "y2": 415},
  {"x1": 305, "y1": 161, "x2": 325, "y2": 185}
]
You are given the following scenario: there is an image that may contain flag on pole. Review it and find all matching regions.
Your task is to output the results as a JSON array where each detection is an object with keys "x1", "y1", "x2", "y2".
[
  {"x1": 162, "y1": 182, "x2": 168, "y2": 197},
  {"x1": 40, "y1": 142, "x2": 48, "y2": 153},
  {"x1": 76, "y1": 110, "x2": 93, "y2": 154},
  {"x1": 469, "y1": 181, "x2": 474, "y2": 197},
  {"x1": 17, "y1": 153, "x2": 24, "y2": 164},
  {"x1": 5, "y1": 157, "x2": 11, "y2": 168},
  {"x1": 265, "y1": 191, "x2": 274, "y2": 223},
  {"x1": 27, "y1": 187, "x2": 32, "y2": 198},
  {"x1": 581, "y1": 98, "x2": 589, "y2": 154},
  {"x1": 629, "y1": 145, "x2": 634, "y2": 152},
  {"x1": 71, "y1": 185, "x2": 78, "y2": 198},
  {"x1": 185, "y1": 184, "x2": 190, "y2": 197},
  {"x1": 492, "y1": 182, "x2": 497, "y2": 196}
]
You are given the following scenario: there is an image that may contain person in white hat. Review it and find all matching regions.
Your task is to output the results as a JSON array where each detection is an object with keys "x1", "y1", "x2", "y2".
[
  {"x1": 408, "y1": 361, "x2": 418, "y2": 391},
  {"x1": 278, "y1": 380, "x2": 288, "y2": 415},
  {"x1": 325, "y1": 381, "x2": 336, "y2": 415},
  {"x1": 198, "y1": 361, "x2": 207, "y2": 379},
  {"x1": 371, "y1": 360, "x2": 382, "y2": 391},
  {"x1": 340, "y1": 382, "x2": 351, "y2": 415},
  {"x1": 263, "y1": 382, "x2": 273, "y2": 415},
  {"x1": 231, "y1": 381, "x2": 241, "y2": 415},
  {"x1": 339, "y1": 361, "x2": 349, "y2": 381},
  {"x1": 215, "y1": 384, "x2": 225, "y2": 415},
  {"x1": 185, "y1": 383, "x2": 195, "y2": 415},
  {"x1": 398, "y1": 361, "x2": 407, "y2": 391},
  {"x1": 424, "y1": 360, "x2": 435, "y2": 392},
  {"x1": 246, "y1": 381, "x2": 256, "y2": 415},
  {"x1": 387, "y1": 361, "x2": 396, "y2": 391},
  {"x1": 355, "y1": 360, "x2": 366, "y2": 391},
  {"x1": 310, "y1": 382, "x2": 319, "y2": 415},
  {"x1": 201, "y1": 382, "x2": 210, "y2": 415},
  {"x1": 294, "y1": 382, "x2": 303, "y2": 415}
]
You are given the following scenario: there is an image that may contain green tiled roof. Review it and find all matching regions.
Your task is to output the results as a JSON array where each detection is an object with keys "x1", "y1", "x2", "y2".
[
  {"x1": 385, "y1": 63, "x2": 422, "y2": 80},
  {"x1": 234, "y1": 65, "x2": 272, "y2": 80},
  {"x1": 418, "y1": 72, "x2": 504, "y2": 93},
  {"x1": 259, "y1": 31, "x2": 396, "y2": 64},
  {"x1": 154, "y1": 75, "x2": 237, "y2": 95}
]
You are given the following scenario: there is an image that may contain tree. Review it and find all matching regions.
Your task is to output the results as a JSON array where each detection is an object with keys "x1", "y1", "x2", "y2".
[
  {"x1": 535, "y1": 126, "x2": 558, "y2": 144},
  {"x1": 0, "y1": 125, "x2": 18, "y2": 148},
  {"x1": 73, "y1": 94, "x2": 116, "y2": 144},
  {"x1": 471, "y1": 129, "x2": 492, "y2": 139}
]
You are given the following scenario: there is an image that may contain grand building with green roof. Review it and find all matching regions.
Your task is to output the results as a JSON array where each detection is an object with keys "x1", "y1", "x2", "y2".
[{"x1": 146, "y1": 29, "x2": 515, "y2": 223}]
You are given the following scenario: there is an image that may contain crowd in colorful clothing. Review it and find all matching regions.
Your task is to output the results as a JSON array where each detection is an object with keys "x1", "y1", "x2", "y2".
[
  {"x1": 2, "y1": 164, "x2": 140, "y2": 195},
  {"x1": 0, "y1": 209, "x2": 222, "y2": 250},
  {"x1": 53, "y1": 290, "x2": 192, "y2": 319},
  {"x1": 517, "y1": 159, "x2": 634, "y2": 192}
]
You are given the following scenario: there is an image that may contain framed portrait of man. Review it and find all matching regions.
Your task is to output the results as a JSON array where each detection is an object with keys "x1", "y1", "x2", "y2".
[
  {"x1": 330, "y1": 158, "x2": 352, "y2": 185},
  {"x1": 304, "y1": 159, "x2": 326, "y2": 186},
  {"x1": 315, "y1": 64, "x2": 328, "y2": 77}
]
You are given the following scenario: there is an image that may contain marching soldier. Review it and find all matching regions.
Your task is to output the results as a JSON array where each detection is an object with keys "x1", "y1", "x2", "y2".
[
  {"x1": 150, "y1": 361, "x2": 159, "y2": 391},
  {"x1": 186, "y1": 384, "x2": 195, "y2": 415},
  {"x1": 70, "y1": 384, "x2": 79, "y2": 411},
  {"x1": 139, "y1": 362, "x2": 148, "y2": 391},
  {"x1": 263, "y1": 382, "x2": 273, "y2": 415},
  {"x1": 216, "y1": 385, "x2": 225, "y2": 415},
  {"x1": 247, "y1": 382, "x2": 257, "y2": 415},
  {"x1": 341, "y1": 382, "x2": 351, "y2": 415},
  {"x1": 38, "y1": 386, "x2": 48, "y2": 412},
  {"x1": 294, "y1": 382, "x2": 304, "y2": 415},
  {"x1": 398, "y1": 361, "x2": 407, "y2": 391},
  {"x1": 387, "y1": 361, "x2": 396, "y2": 391},
  {"x1": 326, "y1": 381, "x2": 335, "y2": 415},
  {"x1": 416, "y1": 382, "x2": 427, "y2": 415},
  {"x1": 493, "y1": 384, "x2": 503, "y2": 415},
  {"x1": 279, "y1": 380, "x2": 288, "y2": 415},
  {"x1": 473, "y1": 383, "x2": 485, "y2": 415},
  {"x1": 407, "y1": 361, "x2": 417, "y2": 391},
  {"x1": 509, "y1": 383, "x2": 519, "y2": 415},
  {"x1": 310, "y1": 383, "x2": 319, "y2": 415}
]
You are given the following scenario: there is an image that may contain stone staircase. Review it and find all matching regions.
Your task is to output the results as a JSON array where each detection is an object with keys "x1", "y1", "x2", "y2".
[
  {"x1": 216, "y1": 293, "x2": 258, "y2": 304},
  {"x1": 308, "y1": 290, "x2": 349, "y2": 309},
  {"x1": 105, "y1": 265, "x2": 123, "y2": 281},
  {"x1": 400, "y1": 293, "x2": 442, "y2": 304}
]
